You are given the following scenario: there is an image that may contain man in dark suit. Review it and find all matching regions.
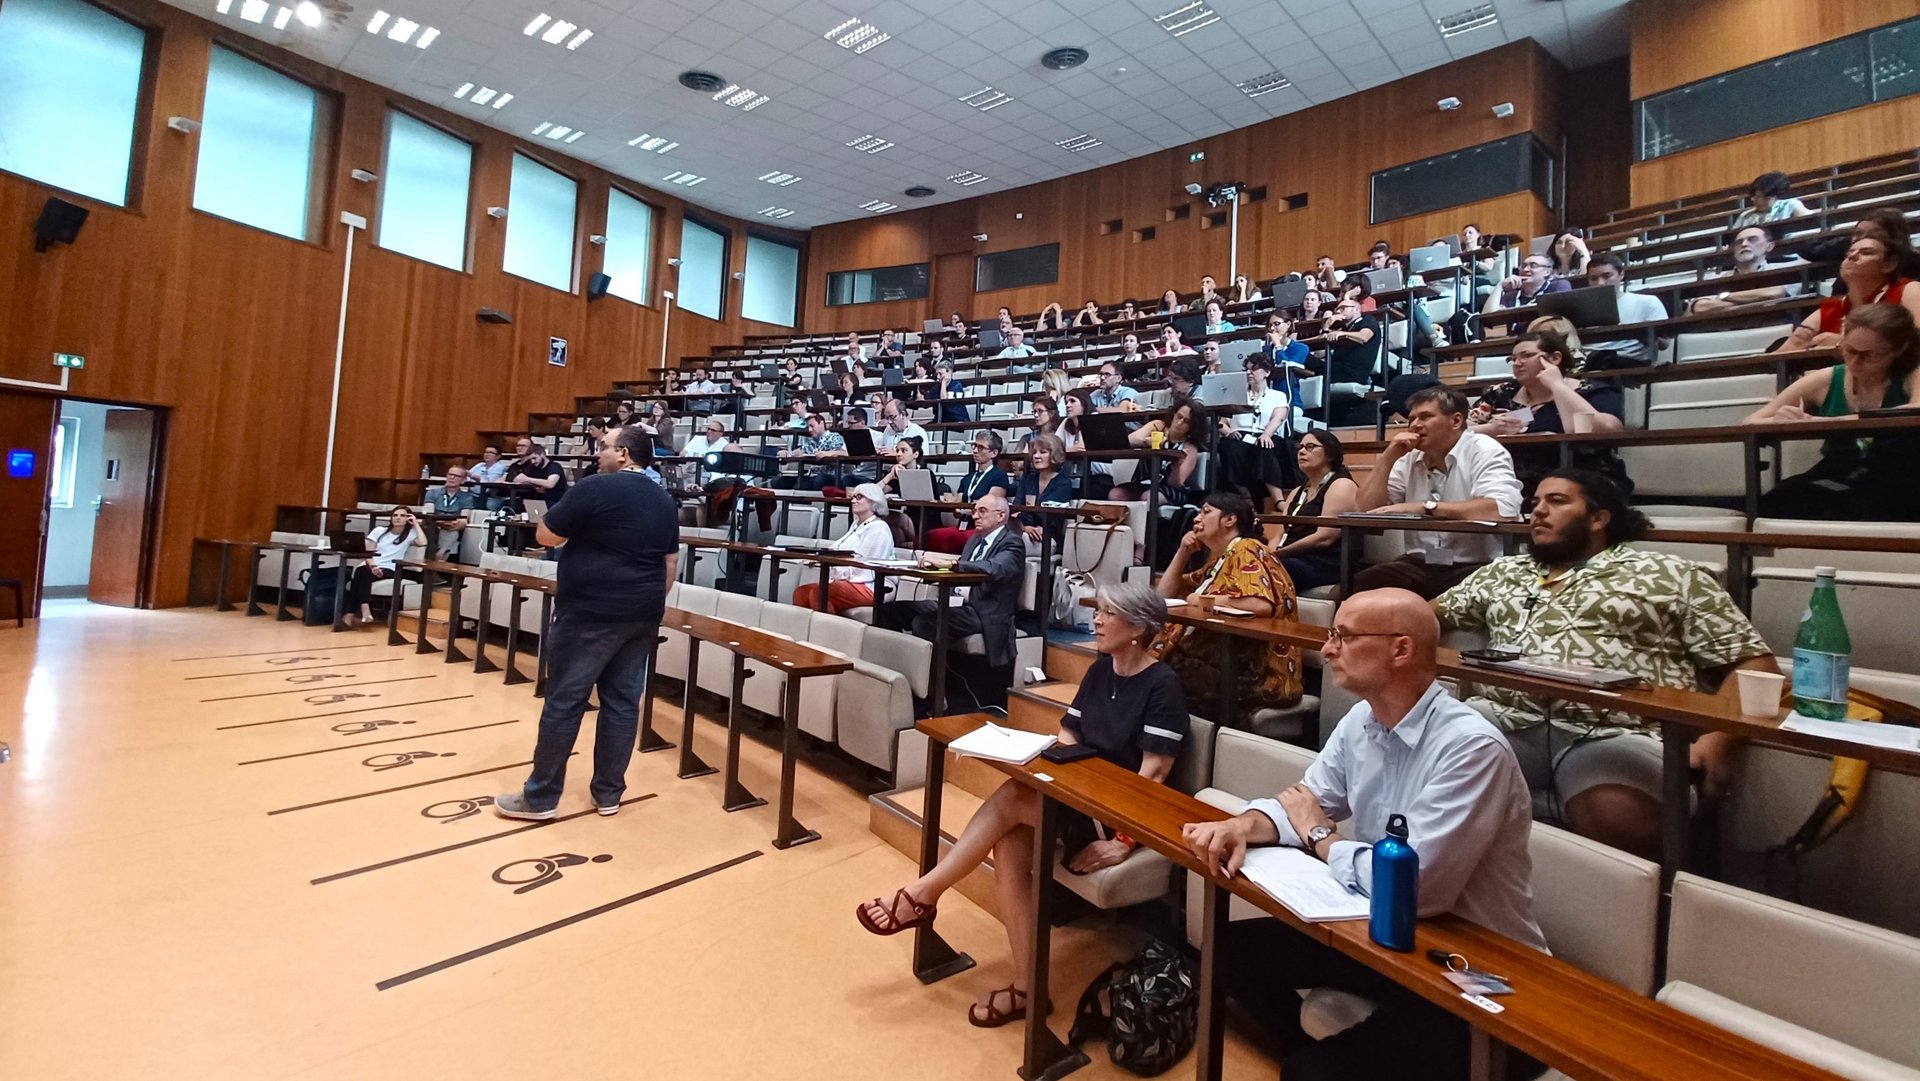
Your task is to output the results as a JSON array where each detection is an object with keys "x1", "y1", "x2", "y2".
[{"x1": 877, "y1": 492, "x2": 1025, "y2": 671}]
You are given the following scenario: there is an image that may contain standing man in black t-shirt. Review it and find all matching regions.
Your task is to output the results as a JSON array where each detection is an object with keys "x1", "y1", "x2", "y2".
[{"x1": 495, "y1": 426, "x2": 678, "y2": 819}]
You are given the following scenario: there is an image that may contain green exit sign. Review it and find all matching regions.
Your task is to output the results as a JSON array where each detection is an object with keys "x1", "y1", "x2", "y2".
[
  {"x1": 53, "y1": 353, "x2": 85, "y2": 369},
  {"x1": 1189, "y1": 151, "x2": 1205, "y2": 163}
]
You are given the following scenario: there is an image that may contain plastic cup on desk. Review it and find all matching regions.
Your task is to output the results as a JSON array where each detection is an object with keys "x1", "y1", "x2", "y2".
[
  {"x1": 1189, "y1": 594, "x2": 1216, "y2": 615},
  {"x1": 1148, "y1": 430, "x2": 1165, "y2": 449},
  {"x1": 1736, "y1": 669, "x2": 1786, "y2": 717}
]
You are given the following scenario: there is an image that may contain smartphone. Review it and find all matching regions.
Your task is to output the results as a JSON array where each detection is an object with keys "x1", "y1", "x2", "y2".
[
  {"x1": 1041, "y1": 743, "x2": 1101, "y2": 764},
  {"x1": 1461, "y1": 648, "x2": 1523, "y2": 663}
]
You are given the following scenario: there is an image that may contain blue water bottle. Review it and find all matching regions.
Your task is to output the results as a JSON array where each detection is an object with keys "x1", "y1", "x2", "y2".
[{"x1": 1369, "y1": 813, "x2": 1419, "y2": 952}]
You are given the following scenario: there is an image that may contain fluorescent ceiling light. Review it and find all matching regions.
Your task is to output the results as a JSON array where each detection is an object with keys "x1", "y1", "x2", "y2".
[
  {"x1": 294, "y1": 0, "x2": 321, "y2": 27},
  {"x1": 845, "y1": 134, "x2": 894, "y2": 153},
  {"x1": 522, "y1": 13, "x2": 548, "y2": 34},
  {"x1": 540, "y1": 19, "x2": 574, "y2": 43},
  {"x1": 824, "y1": 17, "x2": 890, "y2": 53},
  {"x1": 628, "y1": 134, "x2": 678, "y2": 153},
  {"x1": 272, "y1": 5, "x2": 292, "y2": 29},
  {"x1": 1155, "y1": 1, "x2": 1218, "y2": 37},
  {"x1": 947, "y1": 171, "x2": 988, "y2": 186},
  {"x1": 470, "y1": 86, "x2": 496, "y2": 104},
  {"x1": 566, "y1": 28, "x2": 591, "y2": 49},
  {"x1": 712, "y1": 83, "x2": 770, "y2": 110},
  {"x1": 415, "y1": 26, "x2": 437, "y2": 47},
  {"x1": 240, "y1": 0, "x2": 268, "y2": 23},
  {"x1": 1436, "y1": 3, "x2": 1497, "y2": 38},
  {"x1": 387, "y1": 17, "x2": 416, "y2": 41},
  {"x1": 215, "y1": 0, "x2": 231, "y2": 15},
  {"x1": 759, "y1": 171, "x2": 802, "y2": 186},
  {"x1": 1236, "y1": 71, "x2": 1291, "y2": 98},
  {"x1": 545, "y1": 125, "x2": 573, "y2": 139},
  {"x1": 1055, "y1": 133, "x2": 1103, "y2": 153},
  {"x1": 531, "y1": 121, "x2": 552, "y2": 135},
  {"x1": 759, "y1": 207, "x2": 795, "y2": 219},
  {"x1": 454, "y1": 82, "x2": 475, "y2": 99},
  {"x1": 859, "y1": 200, "x2": 897, "y2": 213},
  {"x1": 491, "y1": 93, "x2": 512, "y2": 109},
  {"x1": 958, "y1": 86, "x2": 1012, "y2": 111},
  {"x1": 366, "y1": 9, "x2": 387, "y2": 32},
  {"x1": 563, "y1": 130, "x2": 585, "y2": 144},
  {"x1": 665, "y1": 171, "x2": 707, "y2": 186}
]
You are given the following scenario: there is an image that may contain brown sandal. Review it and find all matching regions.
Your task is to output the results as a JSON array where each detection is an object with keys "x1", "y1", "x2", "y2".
[
  {"x1": 968, "y1": 986, "x2": 1047, "y2": 1028},
  {"x1": 855, "y1": 888, "x2": 936, "y2": 936}
]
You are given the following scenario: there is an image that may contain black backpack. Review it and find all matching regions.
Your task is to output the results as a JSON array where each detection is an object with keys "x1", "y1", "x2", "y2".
[
  {"x1": 300, "y1": 565, "x2": 340, "y2": 626},
  {"x1": 1067, "y1": 939, "x2": 1198, "y2": 1076}
]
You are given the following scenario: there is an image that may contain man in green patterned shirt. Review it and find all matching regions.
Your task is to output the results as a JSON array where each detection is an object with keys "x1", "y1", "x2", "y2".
[{"x1": 1435, "y1": 469, "x2": 1777, "y2": 858}]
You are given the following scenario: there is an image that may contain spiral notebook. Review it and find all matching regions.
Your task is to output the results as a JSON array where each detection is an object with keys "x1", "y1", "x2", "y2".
[
  {"x1": 1239, "y1": 846, "x2": 1370, "y2": 922},
  {"x1": 949, "y1": 722, "x2": 1056, "y2": 765}
]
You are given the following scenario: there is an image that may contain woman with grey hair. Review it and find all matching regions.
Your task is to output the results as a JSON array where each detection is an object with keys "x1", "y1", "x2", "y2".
[
  {"x1": 792, "y1": 482, "x2": 894, "y2": 614},
  {"x1": 855, "y1": 579, "x2": 1188, "y2": 1029}
]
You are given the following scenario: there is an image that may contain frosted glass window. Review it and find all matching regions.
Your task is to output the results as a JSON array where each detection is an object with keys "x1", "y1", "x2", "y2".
[
  {"x1": 377, "y1": 111, "x2": 471, "y2": 271},
  {"x1": 601, "y1": 188, "x2": 653, "y2": 304},
  {"x1": 0, "y1": 0, "x2": 147, "y2": 206},
  {"x1": 193, "y1": 46, "x2": 320, "y2": 240},
  {"x1": 742, "y1": 235, "x2": 799, "y2": 327},
  {"x1": 503, "y1": 152, "x2": 577, "y2": 291},
  {"x1": 677, "y1": 217, "x2": 727, "y2": 320}
]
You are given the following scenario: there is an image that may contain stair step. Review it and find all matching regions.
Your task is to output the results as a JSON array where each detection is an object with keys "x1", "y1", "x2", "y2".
[
  {"x1": 1008, "y1": 681, "x2": 1076, "y2": 731},
  {"x1": 1044, "y1": 639, "x2": 1097, "y2": 684}
]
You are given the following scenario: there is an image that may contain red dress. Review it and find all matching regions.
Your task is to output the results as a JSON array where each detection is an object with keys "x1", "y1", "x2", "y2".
[{"x1": 1816, "y1": 277, "x2": 1912, "y2": 334}]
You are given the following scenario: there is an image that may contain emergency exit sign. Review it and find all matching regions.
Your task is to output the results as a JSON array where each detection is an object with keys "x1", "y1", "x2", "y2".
[{"x1": 53, "y1": 353, "x2": 85, "y2": 369}]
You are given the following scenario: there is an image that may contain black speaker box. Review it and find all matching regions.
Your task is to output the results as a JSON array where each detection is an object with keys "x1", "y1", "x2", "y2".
[
  {"x1": 34, "y1": 197, "x2": 89, "y2": 252},
  {"x1": 587, "y1": 272, "x2": 612, "y2": 299}
]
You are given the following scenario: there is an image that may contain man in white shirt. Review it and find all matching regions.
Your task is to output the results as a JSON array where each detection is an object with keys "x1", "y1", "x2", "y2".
[
  {"x1": 1688, "y1": 224, "x2": 1800, "y2": 313},
  {"x1": 1582, "y1": 252, "x2": 1669, "y2": 366},
  {"x1": 1182, "y1": 588, "x2": 1543, "y2": 1081},
  {"x1": 842, "y1": 332, "x2": 868, "y2": 362},
  {"x1": 994, "y1": 326, "x2": 1038, "y2": 362},
  {"x1": 875, "y1": 399, "x2": 928, "y2": 453},
  {"x1": 682, "y1": 365, "x2": 721, "y2": 416},
  {"x1": 1350, "y1": 386, "x2": 1522, "y2": 598},
  {"x1": 681, "y1": 418, "x2": 732, "y2": 461}
]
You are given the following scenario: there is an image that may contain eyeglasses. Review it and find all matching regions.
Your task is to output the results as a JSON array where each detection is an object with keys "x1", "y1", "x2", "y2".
[{"x1": 1324, "y1": 628, "x2": 1406, "y2": 646}]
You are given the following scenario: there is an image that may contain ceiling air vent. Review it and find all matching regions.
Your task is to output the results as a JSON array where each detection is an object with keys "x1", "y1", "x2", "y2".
[
  {"x1": 904, "y1": 186, "x2": 936, "y2": 198},
  {"x1": 1042, "y1": 47, "x2": 1089, "y2": 70},
  {"x1": 678, "y1": 70, "x2": 726, "y2": 93}
]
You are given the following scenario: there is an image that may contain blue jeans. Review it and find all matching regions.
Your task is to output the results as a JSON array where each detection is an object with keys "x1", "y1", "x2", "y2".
[{"x1": 521, "y1": 610, "x2": 657, "y2": 810}]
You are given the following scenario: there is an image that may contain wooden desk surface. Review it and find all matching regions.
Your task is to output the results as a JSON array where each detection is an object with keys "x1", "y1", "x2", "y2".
[
  {"x1": 1257, "y1": 514, "x2": 1920, "y2": 555},
  {"x1": 1430, "y1": 296, "x2": 1822, "y2": 359},
  {"x1": 662, "y1": 606, "x2": 853, "y2": 678},
  {"x1": 681, "y1": 536, "x2": 989, "y2": 584}
]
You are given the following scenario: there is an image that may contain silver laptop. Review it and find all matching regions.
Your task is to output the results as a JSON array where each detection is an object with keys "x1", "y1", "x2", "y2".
[
  {"x1": 1199, "y1": 370, "x2": 1250, "y2": 405},
  {"x1": 1360, "y1": 266, "x2": 1404, "y2": 294},
  {"x1": 922, "y1": 318, "x2": 945, "y2": 335},
  {"x1": 523, "y1": 498, "x2": 549, "y2": 524},
  {"x1": 1529, "y1": 233, "x2": 1554, "y2": 255},
  {"x1": 1408, "y1": 243, "x2": 1453, "y2": 276},
  {"x1": 896, "y1": 468, "x2": 936, "y2": 501}
]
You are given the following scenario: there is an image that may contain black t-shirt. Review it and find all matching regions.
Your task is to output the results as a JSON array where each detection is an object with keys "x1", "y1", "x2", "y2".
[
  {"x1": 541, "y1": 470, "x2": 678, "y2": 623},
  {"x1": 1327, "y1": 315, "x2": 1383, "y2": 385},
  {"x1": 1061, "y1": 655, "x2": 1189, "y2": 772},
  {"x1": 507, "y1": 458, "x2": 570, "y2": 502}
]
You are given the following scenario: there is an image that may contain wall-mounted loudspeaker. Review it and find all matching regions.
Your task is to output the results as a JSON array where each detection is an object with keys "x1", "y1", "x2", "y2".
[
  {"x1": 477, "y1": 307, "x2": 512, "y2": 324},
  {"x1": 587, "y1": 272, "x2": 612, "y2": 299},
  {"x1": 34, "y1": 197, "x2": 89, "y2": 252}
]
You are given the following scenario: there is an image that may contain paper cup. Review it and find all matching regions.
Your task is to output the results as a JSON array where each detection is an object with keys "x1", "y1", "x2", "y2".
[
  {"x1": 1736, "y1": 669, "x2": 1785, "y2": 717},
  {"x1": 1148, "y1": 430, "x2": 1166, "y2": 449},
  {"x1": 1189, "y1": 594, "x2": 1217, "y2": 614}
]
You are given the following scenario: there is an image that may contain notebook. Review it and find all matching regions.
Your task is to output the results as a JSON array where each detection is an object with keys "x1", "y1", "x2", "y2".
[
  {"x1": 948, "y1": 722, "x2": 1056, "y2": 765},
  {"x1": 1239, "y1": 845, "x2": 1371, "y2": 922}
]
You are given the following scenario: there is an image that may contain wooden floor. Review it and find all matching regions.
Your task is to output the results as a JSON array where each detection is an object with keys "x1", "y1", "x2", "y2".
[{"x1": 0, "y1": 600, "x2": 1272, "y2": 1080}]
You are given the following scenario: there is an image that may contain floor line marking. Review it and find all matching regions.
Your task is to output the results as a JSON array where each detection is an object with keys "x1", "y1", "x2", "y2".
[
  {"x1": 375, "y1": 851, "x2": 764, "y2": 990},
  {"x1": 237, "y1": 720, "x2": 520, "y2": 765},
  {"x1": 186, "y1": 658, "x2": 404, "y2": 680},
  {"x1": 216, "y1": 696, "x2": 474, "y2": 731},
  {"x1": 200, "y1": 674, "x2": 437, "y2": 703},
  {"x1": 310, "y1": 794, "x2": 658, "y2": 884},
  {"x1": 266, "y1": 757, "x2": 561, "y2": 815},
  {"x1": 172, "y1": 644, "x2": 383, "y2": 662}
]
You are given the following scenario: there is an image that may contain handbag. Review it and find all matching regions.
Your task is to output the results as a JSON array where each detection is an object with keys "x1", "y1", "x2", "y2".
[{"x1": 1068, "y1": 939, "x2": 1198, "y2": 1077}]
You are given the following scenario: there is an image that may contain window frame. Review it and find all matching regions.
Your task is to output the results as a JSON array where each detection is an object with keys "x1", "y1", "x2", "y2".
[
  {"x1": 190, "y1": 39, "x2": 335, "y2": 244},
  {"x1": 0, "y1": 0, "x2": 157, "y2": 210},
  {"x1": 973, "y1": 243, "x2": 1060, "y2": 294},
  {"x1": 824, "y1": 262, "x2": 931, "y2": 307},
  {"x1": 1367, "y1": 133, "x2": 1554, "y2": 225},
  {"x1": 500, "y1": 148, "x2": 581, "y2": 294},
  {"x1": 374, "y1": 106, "x2": 473, "y2": 273}
]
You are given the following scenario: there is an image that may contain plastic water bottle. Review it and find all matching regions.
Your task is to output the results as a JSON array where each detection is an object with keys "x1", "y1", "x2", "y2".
[
  {"x1": 420, "y1": 464, "x2": 431, "y2": 480},
  {"x1": 1792, "y1": 566, "x2": 1851, "y2": 720},
  {"x1": 1369, "y1": 813, "x2": 1418, "y2": 952}
]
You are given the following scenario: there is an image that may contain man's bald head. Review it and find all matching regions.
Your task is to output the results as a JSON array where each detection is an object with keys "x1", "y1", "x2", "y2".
[{"x1": 1326, "y1": 588, "x2": 1439, "y2": 694}]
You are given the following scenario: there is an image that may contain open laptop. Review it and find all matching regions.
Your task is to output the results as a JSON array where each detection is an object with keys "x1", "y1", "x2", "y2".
[
  {"x1": 895, "y1": 468, "x2": 936, "y2": 501},
  {"x1": 1537, "y1": 284, "x2": 1622, "y2": 328},
  {"x1": 881, "y1": 368, "x2": 905, "y2": 387},
  {"x1": 1431, "y1": 233, "x2": 1462, "y2": 256},
  {"x1": 1529, "y1": 233, "x2": 1555, "y2": 255},
  {"x1": 1408, "y1": 243, "x2": 1454, "y2": 276},
  {"x1": 839, "y1": 427, "x2": 877, "y2": 456},
  {"x1": 829, "y1": 357, "x2": 852, "y2": 376},
  {"x1": 1267, "y1": 279, "x2": 1310, "y2": 312},
  {"x1": 1172, "y1": 312, "x2": 1208, "y2": 342},
  {"x1": 1200, "y1": 370, "x2": 1250, "y2": 405},
  {"x1": 1076, "y1": 412, "x2": 1134, "y2": 452},
  {"x1": 523, "y1": 498, "x2": 549, "y2": 525},
  {"x1": 759, "y1": 362, "x2": 779, "y2": 381},
  {"x1": 977, "y1": 325, "x2": 1005, "y2": 351},
  {"x1": 1360, "y1": 266, "x2": 1404, "y2": 294},
  {"x1": 922, "y1": 318, "x2": 945, "y2": 336},
  {"x1": 804, "y1": 389, "x2": 835, "y2": 414}
]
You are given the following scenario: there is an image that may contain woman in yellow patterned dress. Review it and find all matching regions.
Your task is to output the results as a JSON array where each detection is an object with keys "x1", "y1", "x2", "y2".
[{"x1": 1150, "y1": 491, "x2": 1303, "y2": 724}]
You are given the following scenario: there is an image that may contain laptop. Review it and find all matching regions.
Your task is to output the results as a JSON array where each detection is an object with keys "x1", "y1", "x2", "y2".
[
  {"x1": 1200, "y1": 370, "x2": 1250, "y2": 405},
  {"x1": 804, "y1": 389, "x2": 835, "y2": 413},
  {"x1": 829, "y1": 357, "x2": 852, "y2": 376},
  {"x1": 1172, "y1": 312, "x2": 1208, "y2": 342},
  {"x1": 977, "y1": 325, "x2": 1005, "y2": 351},
  {"x1": 1432, "y1": 233, "x2": 1462, "y2": 256},
  {"x1": 881, "y1": 368, "x2": 905, "y2": 387},
  {"x1": 1529, "y1": 233, "x2": 1555, "y2": 255},
  {"x1": 759, "y1": 362, "x2": 779, "y2": 381},
  {"x1": 839, "y1": 427, "x2": 877, "y2": 456},
  {"x1": 895, "y1": 468, "x2": 936, "y2": 501},
  {"x1": 1537, "y1": 284, "x2": 1622, "y2": 328},
  {"x1": 523, "y1": 498, "x2": 549, "y2": 524},
  {"x1": 814, "y1": 373, "x2": 838, "y2": 392},
  {"x1": 1077, "y1": 412, "x2": 1134, "y2": 452},
  {"x1": 1267, "y1": 279, "x2": 1309, "y2": 312},
  {"x1": 1408, "y1": 243, "x2": 1453, "y2": 276},
  {"x1": 1360, "y1": 267, "x2": 1404, "y2": 295},
  {"x1": 922, "y1": 318, "x2": 945, "y2": 336}
]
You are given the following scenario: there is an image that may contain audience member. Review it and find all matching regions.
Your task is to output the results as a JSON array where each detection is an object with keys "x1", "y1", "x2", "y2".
[
  {"x1": 791, "y1": 483, "x2": 895, "y2": 615},
  {"x1": 1163, "y1": 357, "x2": 1203, "y2": 401},
  {"x1": 878, "y1": 436, "x2": 940, "y2": 544},
  {"x1": 426, "y1": 465, "x2": 477, "y2": 559},
  {"x1": 1436, "y1": 469, "x2": 1776, "y2": 857},
  {"x1": 1260, "y1": 313, "x2": 1309, "y2": 370},
  {"x1": 946, "y1": 311, "x2": 969, "y2": 338},
  {"x1": 876, "y1": 399, "x2": 928, "y2": 453},
  {"x1": 682, "y1": 417, "x2": 732, "y2": 460},
  {"x1": 1114, "y1": 332, "x2": 1149, "y2": 377},
  {"x1": 1034, "y1": 302, "x2": 1069, "y2": 334},
  {"x1": 505, "y1": 437, "x2": 569, "y2": 504},
  {"x1": 1581, "y1": 252, "x2": 1669, "y2": 365},
  {"x1": 873, "y1": 329, "x2": 904, "y2": 359},
  {"x1": 782, "y1": 398, "x2": 810, "y2": 430},
  {"x1": 575, "y1": 419, "x2": 611, "y2": 477},
  {"x1": 1548, "y1": 229, "x2": 1589, "y2": 277},
  {"x1": 1269, "y1": 429, "x2": 1359, "y2": 592},
  {"x1": 1203, "y1": 299, "x2": 1236, "y2": 335},
  {"x1": 1341, "y1": 274, "x2": 1378, "y2": 313},
  {"x1": 1469, "y1": 329, "x2": 1630, "y2": 498},
  {"x1": 1117, "y1": 299, "x2": 1140, "y2": 322},
  {"x1": 1090, "y1": 361, "x2": 1139, "y2": 411},
  {"x1": 995, "y1": 326, "x2": 1039, "y2": 368},
  {"x1": 933, "y1": 360, "x2": 969, "y2": 424},
  {"x1": 843, "y1": 332, "x2": 868, "y2": 362},
  {"x1": 1160, "y1": 288, "x2": 1183, "y2": 315},
  {"x1": 1070, "y1": 299, "x2": 1104, "y2": 328},
  {"x1": 1156, "y1": 324, "x2": 1196, "y2": 358},
  {"x1": 1020, "y1": 396, "x2": 1061, "y2": 453},
  {"x1": 1778, "y1": 232, "x2": 1920, "y2": 351},
  {"x1": 1483, "y1": 252, "x2": 1570, "y2": 316},
  {"x1": 1190, "y1": 274, "x2": 1222, "y2": 312},
  {"x1": 1219, "y1": 354, "x2": 1296, "y2": 507},
  {"x1": 1688, "y1": 224, "x2": 1799, "y2": 313},
  {"x1": 1731, "y1": 170, "x2": 1813, "y2": 229},
  {"x1": 1013, "y1": 433, "x2": 1073, "y2": 551},
  {"x1": 774, "y1": 412, "x2": 846, "y2": 492},
  {"x1": 1803, "y1": 207, "x2": 1919, "y2": 277},
  {"x1": 862, "y1": 582, "x2": 1184, "y2": 1028},
  {"x1": 1199, "y1": 339, "x2": 1223, "y2": 374},
  {"x1": 1320, "y1": 297, "x2": 1382, "y2": 425},
  {"x1": 1232, "y1": 274, "x2": 1263, "y2": 305},
  {"x1": 1312, "y1": 254, "x2": 1342, "y2": 293},
  {"x1": 1184, "y1": 587, "x2": 1543, "y2": 1081},
  {"x1": 342, "y1": 505, "x2": 427, "y2": 628},
  {"x1": 610, "y1": 400, "x2": 637, "y2": 427},
  {"x1": 1299, "y1": 287, "x2": 1326, "y2": 323},
  {"x1": 1152, "y1": 492, "x2": 1302, "y2": 722},
  {"x1": 923, "y1": 433, "x2": 1011, "y2": 553},
  {"x1": 1349, "y1": 387, "x2": 1521, "y2": 598},
  {"x1": 1057, "y1": 391, "x2": 1114, "y2": 500},
  {"x1": 471, "y1": 444, "x2": 509, "y2": 496},
  {"x1": 1748, "y1": 303, "x2": 1920, "y2": 520}
]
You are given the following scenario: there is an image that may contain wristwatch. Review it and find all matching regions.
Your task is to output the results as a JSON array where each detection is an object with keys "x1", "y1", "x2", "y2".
[
  {"x1": 1422, "y1": 495, "x2": 1440, "y2": 516},
  {"x1": 1305, "y1": 824, "x2": 1337, "y2": 853}
]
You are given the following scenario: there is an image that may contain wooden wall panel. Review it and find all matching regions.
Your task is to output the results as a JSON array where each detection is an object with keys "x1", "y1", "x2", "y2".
[
  {"x1": 0, "y1": 0, "x2": 799, "y2": 607},
  {"x1": 1627, "y1": 0, "x2": 1919, "y2": 207},
  {"x1": 801, "y1": 40, "x2": 1563, "y2": 332}
]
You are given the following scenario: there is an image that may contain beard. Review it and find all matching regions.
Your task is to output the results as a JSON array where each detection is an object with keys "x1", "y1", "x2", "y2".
[{"x1": 1527, "y1": 526, "x2": 1593, "y2": 566}]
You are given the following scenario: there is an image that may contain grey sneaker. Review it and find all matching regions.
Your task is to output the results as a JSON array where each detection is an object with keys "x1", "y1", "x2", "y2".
[
  {"x1": 494, "y1": 791, "x2": 557, "y2": 820},
  {"x1": 595, "y1": 802, "x2": 620, "y2": 817}
]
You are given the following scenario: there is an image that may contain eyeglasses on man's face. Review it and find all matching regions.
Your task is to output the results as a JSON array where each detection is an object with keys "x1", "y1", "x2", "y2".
[{"x1": 1324, "y1": 627, "x2": 1405, "y2": 646}]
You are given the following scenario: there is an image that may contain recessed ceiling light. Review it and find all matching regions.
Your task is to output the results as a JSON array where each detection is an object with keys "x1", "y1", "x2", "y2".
[
  {"x1": 665, "y1": 171, "x2": 707, "y2": 186},
  {"x1": 240, "y1": 0, "x2": 268, "y2": 22},
  {"x1": 1436, "y1": 3, "x2": 1497, "y2": 38},
  {"x1": 272, "y1": 5, "x2": 293, "y2": 29},
  {"x1": 712, "y1": 83, "x2": 770, "y2": 110},
  {"x1": 959, "y1": 86, "x2": 1012, "y2": 111},
  {"x1": 215, "y1": 0, "x2": 231, "y2": 14},
  {"x1": 1055, "y1": 133, "x2": 1103, "y2": 153},
  {"x1": 1154, "y1": 1, "x2": 1218, "y2": 37},
  {"x1": 454, "y1": 82, "x2": 475, "y2": 99},
  {"x1": 294, "y1": 0, "x2": 321, "y2": 27},
  {"x1": 523, "y1": 13, "x2": 592, "y2": 47},
  {"x1": 947, "y1": 171, "x2": 988, "y2": 186},
  {"x1": 566, "y1": 28, "x2": 590, "y2": 48},
  {"x1": 540, "y1": 19, "x2": 574, "y2": 43},
  {"x1": 845, "y1": 134, "x2": 894, "y2": 153},
  {"x1": 523, "y1": 13, "x2": 548, "y2": 34},
  {"x1": 563, "y1": 130, "x2": 585, "y2": 143},
  {"x1": 859, "y1": 200, "x2": 896, "y2": 213},
  {"x1": 759, "y1": 206, "x2": 795, "y2": 219},
  {"x1": 366, "y1": 8, "x2": 387, "y2": 32},
  {"x1": 386, "y1": 17, "x2": 416, "y2": 41},
  {"x1": 627, "y1": 134, "x2": 679, "y2": 153},
  {"x1": 531, "y1": 121, "x2": 552, "y2": 135},
  {"x1": 824, "y1": 17, "x2": 890, "y2": 54},
  {"x1": 363, "y1": 9, "x2": 436, "y2": 45},
  {"x1": 1236, "y1": 71, "x2": 1292, "y2": 98},
  {"x1": 491, "y1": 93, "x2": 513, "y2": 109},
  {"x1": 759, "y1": 171, "x2": 802, "y2": 186}
]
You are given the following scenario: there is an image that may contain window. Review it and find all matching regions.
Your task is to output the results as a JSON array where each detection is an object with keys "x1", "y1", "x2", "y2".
[
  {"x1": 676, "y1": 216, "x2": 727, "y2": 320},
  {"x1": 1635, "y1": 17, "x2": 1920, "y2": 161},
  {"x1": 193, "y1": 45, "x2": 322, "y2": 240},
  {"x1": 1369, "y1": 134, "x2": 1554, "y2": 223},
  {"x1": 0, "y1": 0, "x2": 148, "y2": 206},
  {"x1": 601, "y1": 188, "x2": 653, "y2": 305},
  {"x1": 825, "y1": 263, "x2": 928, "y2": 306},
  {"x1": 974, "y1": 243, "x2": 1059, "y2": 292},
  {"x1": 502, "y1": 152, "x2": 577, "y2": 292},
  {"x1": 376, "y1": 111, "x2": 471, "y2": 271},
  {"x1": 742, "y1": 235, "x2": 800, "y2": 327},
  {"x1": 49, "y1": 416, "x2": 79, "y2": 509}
]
